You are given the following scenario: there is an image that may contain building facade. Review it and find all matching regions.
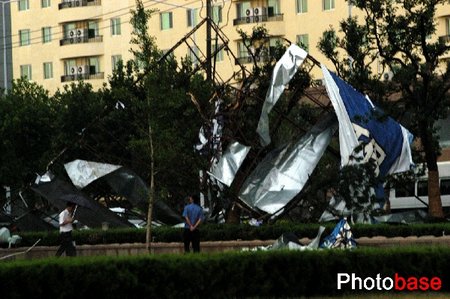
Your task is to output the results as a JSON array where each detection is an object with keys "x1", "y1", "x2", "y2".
[
  {"x1": 0, "y1": 0, "x2": 12, "y2": 90},
  {"x1": 7, "y1": 0, "x2": 450, "y2": 92}
]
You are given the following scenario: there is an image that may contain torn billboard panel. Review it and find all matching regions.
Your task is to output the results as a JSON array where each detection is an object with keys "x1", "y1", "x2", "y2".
[
  {"x1": 239, "y1": 113, "x2": 337, "y2": 214},
  {"x1": 31, "y1": 173, "x2": 133, "y2": 228},
  {"x1": 321, "y1": 65, "x2": 414, "y2": 177},
  {"x1": 64, "y1": 160, "x2": 183, "y2": 225},
  {"x1": 64, "y1": 159, "x2": 121, "y2": 189},
  {"x1": 208, "y1": 141, "x2": 251, "y2": 186},
  {"x1": 256, "y1": 45, "x2": 308, "y2": 146}
]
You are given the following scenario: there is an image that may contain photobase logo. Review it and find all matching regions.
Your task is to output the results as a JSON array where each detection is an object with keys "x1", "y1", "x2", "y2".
[{"x1": 337, "y1": 273, "x2": 442, "y2": 291}]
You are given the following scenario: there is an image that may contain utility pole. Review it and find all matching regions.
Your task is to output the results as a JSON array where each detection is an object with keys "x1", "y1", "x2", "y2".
[{"x1": 206, "y1": 0, "x2": 212, "y2": 82}]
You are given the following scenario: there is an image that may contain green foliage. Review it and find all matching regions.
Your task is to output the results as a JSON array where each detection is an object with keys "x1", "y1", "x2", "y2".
[
  {"x1": 0, "y1": 79, "x2": 55, "y2": 187},
  {"x1": 1, "y1": 247, "x2": 450, "y2": 297},
  {"x1": 15, "y1": 222, "x2": 450, "y2": 247}
]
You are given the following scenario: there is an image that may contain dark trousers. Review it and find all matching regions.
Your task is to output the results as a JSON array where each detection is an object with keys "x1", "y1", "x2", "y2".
[
  {"x1": 183, "y1": 228, "x2": 200, "y2": 253},
  {"x1": 56, "y1": 231, "x2": 76, "y2": 257}
]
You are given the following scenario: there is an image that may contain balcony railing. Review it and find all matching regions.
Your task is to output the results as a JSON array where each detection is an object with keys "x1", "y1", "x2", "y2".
[
  {"x1": 233, "y1": 13, "x2": 283, "y2": 26},
  {"x1": 59, "y1": 0, "x2": 101, "y2": 10},
  {"x1": 61, "y1": 72, "x2": 104, "y2": 82},
  {"x1": 60, "y1": 35, "x2": 103, "y2": 46}
]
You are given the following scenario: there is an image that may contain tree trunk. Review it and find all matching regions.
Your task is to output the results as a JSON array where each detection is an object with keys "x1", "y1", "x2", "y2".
[
  {"x1": 419, "y1": 120, "x2": 444, "y2": 219},
  {"x1": 146, "y1": 124, "x2": 155, "y2": 252},
  {"x1": 428, "y1": 169, "x2": 444, "y2": 219},
  {"x1": 226, "y1": 202, "x2": 241, "y2": 224}
]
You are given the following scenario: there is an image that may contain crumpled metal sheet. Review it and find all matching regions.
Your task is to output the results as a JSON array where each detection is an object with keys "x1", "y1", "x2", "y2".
[
  {"x1": 239, "y1": 113, "x2": 337, "y2": 214},
  {"x1": 31, "y1": 172, "x2": 133, "y2": 228},
  {"x1": 63, "y1": 160, "x2": 182, "y2": 225},
  {"x1": 256, "y1": 44, "x2": 308, "y2": 146},
  {"x1": 64, "y1": 159, "x2": 121, "y2": 189},
  {"x1": 208, "y1": 141, "x2": 251, "y2": 186}
]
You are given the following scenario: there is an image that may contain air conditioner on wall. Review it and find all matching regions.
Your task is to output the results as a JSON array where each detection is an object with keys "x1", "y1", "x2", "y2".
[
  {"x1": 76, "y1": 29, "x2": 84, "y2": 37},
  {"x1": 69, "y1": 66, "x2": 77, "y2": 75},
  {"x1": 254, "y1": 7, "x2": 263, "y2": 22},
  {"x1": 245, "y1": 8, "x2": 253, "y2": 23},
  {"x1": 253, "y1": 7, "x2": 263, "y2": 16},
  {"x1": 77, "y1": 65, "x2": 89, "y2": 75}
]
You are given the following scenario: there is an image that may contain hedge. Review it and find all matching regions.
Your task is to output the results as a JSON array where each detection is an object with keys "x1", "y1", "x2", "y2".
[
  {"x1": 0, "y1": 247, "x2": 449, "y2": 298},
  {"x1": 11, "y1": 222, "x2": 450, "y2": 247}
]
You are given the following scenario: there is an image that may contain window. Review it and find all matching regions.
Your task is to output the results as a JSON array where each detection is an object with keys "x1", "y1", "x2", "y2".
[
  {"x1": 296, "y1": 0, "x2": 307, "y2": 13},
  {"x1": 63, "y1": 23, "x2": 76, "y2": 38},
  {"x1": 18, "y1": 0, "x2": 29, "y2": 11},
  {"x1": 212, "y1": 6, "x2": 222, "y2": 24},
  {"x1": 212, "y1": 44, "x2": 223, "y2": 61},
  {"x1": 64, "y1": 60, "x2": 76, "y2": 75},
  {"x1": 89, "y1": 57, "x2": 100, "y2": 74},
  {"x1": 43, "y1": 62, "x2": 53, "y2": 79},
  {"x1": 441, "y1": 179, "x2": 450, "y2": 195},
  {"x1": 88, "y1": 21, "x2": 99, "y2": 38},
  {"x1": 297, "y1": 34, "x2": 309, "y2": 51},
  {"x1": 395, "y1": 182, "x2": 415, "y2": 197},
  {"x1": 160, "y1": 12, "x2": 173, "y2": 30},
  {"x1": 268, "y1": 0, "x2": 281, "y2": 15},
  {"x1": 111, "y1": 18, "x2": 121, "y2": 36},
  {"x1": 323, "y1": 0, "x2": 335, "y2": 11},
  {"x1": 236, "y1": 2, "x2": 251, "y2": 19},
  {"x1": 187, "y1": 8, "x2": 198, "y2": 27},
  {"x1": 437, "y1": 116, "x2": 450, "y2": 147},
  {"x1": 42, "y1": 27, "x2": 52, "y2": 43},
  {"x1": 417, "y1": 180, "x2": 428, "y2": 197},
  {"x1": 189, "y1": 46, "x2": 199, "y2": 65},
  {"x1": 238, "y1": 41, "x2": 249, "y2": 58},
  {"x1": 41, "y1": 0, "x2": 51, "y2": 8},
  {"x1": 111, "y1": 55, "x2": 122, "y2": 71},
  {"x1": 20, "y1": 65, "x2": 32, "y2": 80},
  {"x1": 19, "y1": 29, "x2": 30, "y2": 46}
]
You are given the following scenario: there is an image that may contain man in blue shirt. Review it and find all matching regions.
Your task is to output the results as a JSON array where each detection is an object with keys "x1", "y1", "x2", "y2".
[{"x1": 182, "y1": 194, "x2": 204, "y2": 253}]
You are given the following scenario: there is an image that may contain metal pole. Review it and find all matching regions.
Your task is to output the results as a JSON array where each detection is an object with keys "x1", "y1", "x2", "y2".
[
  {"x1": 2, "y1": 3, "x2": 7, "y2": 90},
  {"x1": 206, "y1": 0, "x2": 212, "y2": 82}
]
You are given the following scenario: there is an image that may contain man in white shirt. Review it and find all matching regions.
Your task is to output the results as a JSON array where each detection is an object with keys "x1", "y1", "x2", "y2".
[{"x1": 55, "y1": 201, "x2": 77, "y2": 257}]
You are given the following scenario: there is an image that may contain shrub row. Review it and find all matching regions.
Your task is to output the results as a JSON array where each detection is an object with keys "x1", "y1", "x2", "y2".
[
  {"x1": 0, "y1": 247, "x2": 449, "y2": 298},
  {"x1": 14, "y1": 222, "x2": 450, "y2": 247}
]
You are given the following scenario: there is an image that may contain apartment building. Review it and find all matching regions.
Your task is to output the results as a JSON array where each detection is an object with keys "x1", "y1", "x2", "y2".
[
  {"x1": 0, "y1": 0, "x2": 12, "y2": 90},
  {"x1": 7, "y1": 0, "x2": 450, "y2": 91}
]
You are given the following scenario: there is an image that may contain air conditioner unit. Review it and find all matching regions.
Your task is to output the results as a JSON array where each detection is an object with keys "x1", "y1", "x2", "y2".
[
  {"x1": 77, "y1": 65, "x2": 89, "y2": 75},
  {"x1": 68, "y1": 29, "x2": 77, "y2": 38},
  {"x1": 253, "y1": 7, "x2": 263, "y2": 16},
  {"x1": 76, "y1": 29, "x2": 84, "y2": 37},
  {"x1": 245, "y1": 8, "x2": 254, "y2": 17},
  {"x1": 383, "y1": 71, "x2": 394, "y2": 81},
  {"x1": 245, "y1": 8, "x2": 253, "y2": 23},
  {"x1": 69, "y1": 66, "x2": 77, "y2": 75},
  {"x1": 253, "y1": 7, "x2": 263, "y2": 22}
]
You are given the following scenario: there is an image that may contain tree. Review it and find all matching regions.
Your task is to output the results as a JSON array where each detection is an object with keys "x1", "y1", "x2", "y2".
[
  {"x1": 0, "y1": 79, "x2": 56, "y2": 189},
  {"x1": 319, "y1": 0, "x2": 450, "y2": 218}
]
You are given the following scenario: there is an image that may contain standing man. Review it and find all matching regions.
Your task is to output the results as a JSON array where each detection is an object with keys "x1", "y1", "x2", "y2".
[
  {"x1": 55, "y1": 201, "x2": 77, "y2": 257},
  {"x1": 182, "y1": 194, "x2": 204, "y2": 253}
]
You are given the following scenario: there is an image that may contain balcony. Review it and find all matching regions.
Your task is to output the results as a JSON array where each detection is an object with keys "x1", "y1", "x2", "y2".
[
  {"x1": 61, "y1": 72, "x2": 104, "y2": 82},
  {"x1": 60, "y1": 35, "x2": 103, "y2": 46},
  {"x1": 59, "y1": 0, "x2": 101, "y2": 10},
  {"x1": 233, "y1": 13, "x2": 283, "y2": 26}
]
